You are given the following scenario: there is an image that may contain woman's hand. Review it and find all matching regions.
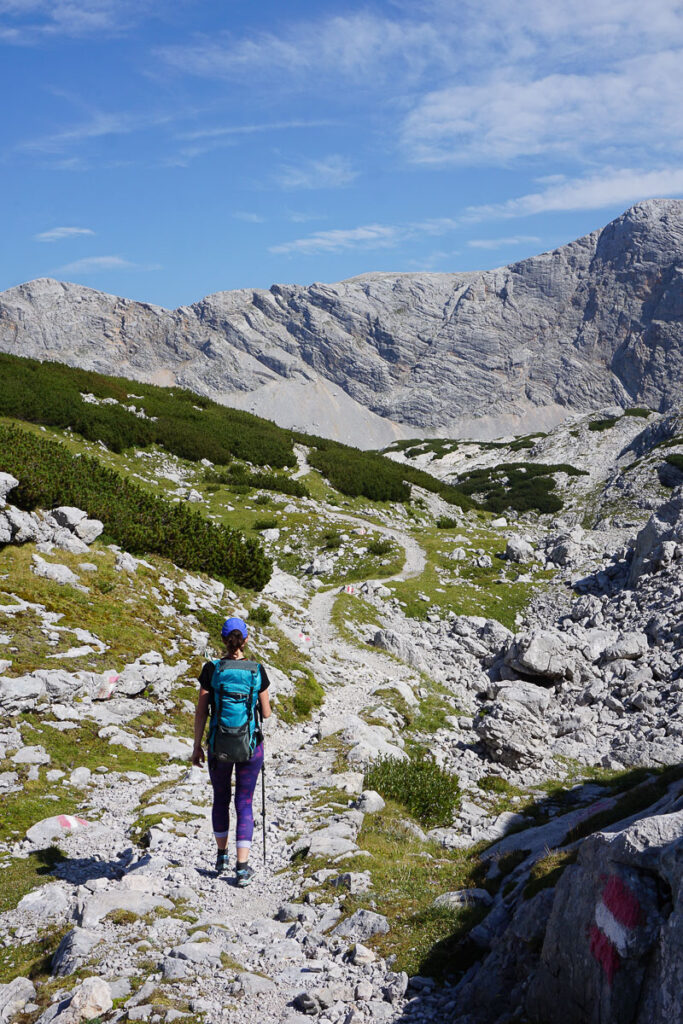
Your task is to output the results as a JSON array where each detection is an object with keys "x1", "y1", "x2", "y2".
[{"x1": 191, "y1": 744, "x2": 205, "y2": 766}]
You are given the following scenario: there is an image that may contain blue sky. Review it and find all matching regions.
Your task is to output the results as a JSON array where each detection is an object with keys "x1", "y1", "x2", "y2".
[{"x1": 2, "y1": 0, "x2": 683, "y2": 308}]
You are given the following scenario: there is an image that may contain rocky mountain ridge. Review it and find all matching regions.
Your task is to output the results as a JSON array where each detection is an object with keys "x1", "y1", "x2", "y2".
[{"x1": 1, "y1": 198, "x2": 683, "y2": 447}]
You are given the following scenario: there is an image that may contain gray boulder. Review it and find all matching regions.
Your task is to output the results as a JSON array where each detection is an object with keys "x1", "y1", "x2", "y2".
[
  {"x1": 505, "y1": 629, "x2": 576, "y2": 680},
  {"x1": 0, "y1": 978, "x2": 35, "y2": 1023},
  {"x1": 372, "y1": 628, "x2": 426, "y2": 670},
  {"x1": 333, "y1": 909, "x2": 390, "y2": 941},
  {"x1": 0, "y1": 473, "x2": 18, "y2": 506},
  {"x1": 52, "y1": 928, "x2": 101, "y2": 977},
  {"x1": 74, "y1": 518, "x2": 104, "y2": 544},
  {"x1": 474, "y1": 699, "x2": 551, "y2": 768},
  {"x1": 505, "y1": 536, "x2": 535, "y2": 563},
  {"x1": 51, "y1": 506, "x2": 87, "y2": 529}
]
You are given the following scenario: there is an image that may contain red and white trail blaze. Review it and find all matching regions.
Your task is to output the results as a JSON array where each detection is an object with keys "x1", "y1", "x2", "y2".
[
  {"x1": 56, "y1": 814, "x2": 89, "y2": 830},
  {"x1": 589, "y1": 875, "x2": 643, "y2": 985}
]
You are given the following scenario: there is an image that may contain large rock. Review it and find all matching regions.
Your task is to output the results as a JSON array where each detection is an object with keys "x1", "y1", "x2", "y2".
[
  {"x1": 79, "y1": 890, "x2": 174, "y2": 927},
  {"x1": 527, "y1": 812, "x2": 683, "y2": 1024},
  {"x1": 505, "y1": 536, "x2": 535, "y2": 563},
  {"x1": 73, "y1": 518, "x2": 104, "y2": 544},
  {"x1": 0, "y1": 473, "x2": 18, "y2": 506},
  {"x1": 52, "y1": 928, "x2": 101, "y2": 977},
  {"x1": 0, "y1": 978, "x2": 35, "y2": 1023},
  {"x1": 371, "y1": 629, "x2": 427, "y2": 669},
  {"x1": 26, "y1": 814, "x2": 89, "y2": 846},
  {"x1": 333, "y1": 909, "x2": 390, "y2": 941},
  {"x1": 453, "y1": 800, "x2": 683, "y2": 1024},
  {"x1": 505, "y1": 629, "x2": 576, "y2": 680},
  {"x1": 31, "y1": 555, "x2": 84, "y2": 588},
  {"x1": 474, "y1": 699, "x2": 551, "y2": 768}
]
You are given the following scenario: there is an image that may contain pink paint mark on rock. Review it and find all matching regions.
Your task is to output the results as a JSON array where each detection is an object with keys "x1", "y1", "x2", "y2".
[
  {"x1": 603, "y1": 875, "x2": 642, "y2": 929},
  {"x1": 56, "y1": 814, "x2": 89, "y2": 830},
  {"x1": 590, "y1": 924, "x2": 621, "y2": 985}
]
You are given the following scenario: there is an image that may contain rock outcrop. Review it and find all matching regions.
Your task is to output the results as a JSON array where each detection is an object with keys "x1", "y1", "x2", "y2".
[{"x1": 1, "y1": 200, "x2": 683, "y2": 445}]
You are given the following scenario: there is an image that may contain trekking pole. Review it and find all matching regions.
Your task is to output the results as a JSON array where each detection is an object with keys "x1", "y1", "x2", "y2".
[{"x1": 261, "y1": 751, "x2": 267, "y2": 865}]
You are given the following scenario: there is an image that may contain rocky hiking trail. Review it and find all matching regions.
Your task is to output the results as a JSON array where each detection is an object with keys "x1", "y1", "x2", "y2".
[
  {"x1": 0, "y1": 501, "x2": 443, "y2": 1024},
  {"x1": 2, "y1": 464, "x2": 683, "y2": 1024}
]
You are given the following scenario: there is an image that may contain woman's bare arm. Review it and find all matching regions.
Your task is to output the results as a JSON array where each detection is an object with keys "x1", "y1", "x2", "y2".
[
  {"x1": 192, "y1": 689, "x2": 211, "y2": 765},
  {"x1": 259, "y1": 689, "x2": 272, "y2": 719}
]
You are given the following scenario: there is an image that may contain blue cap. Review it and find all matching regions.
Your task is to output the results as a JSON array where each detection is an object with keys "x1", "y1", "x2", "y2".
[{"x1": 221, "y1": 616, "x2": 248, "y2": 639}]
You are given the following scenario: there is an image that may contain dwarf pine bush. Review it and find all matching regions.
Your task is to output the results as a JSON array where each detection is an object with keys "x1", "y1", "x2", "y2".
[
  {"x1": 0, "y1": 426, "x2": 272, "y2": 591},
  {"x1": 364, "y1": 755, "x2": 460, "y2": 828}
]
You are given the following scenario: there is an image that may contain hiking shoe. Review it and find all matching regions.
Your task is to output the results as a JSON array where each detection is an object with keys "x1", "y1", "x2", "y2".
[
  {"x1": 235, "y1": 863, "x2": 255, "y2": 888},
  {"x1": 215, "y1": 851, "x2": 230, "y2": 875}
]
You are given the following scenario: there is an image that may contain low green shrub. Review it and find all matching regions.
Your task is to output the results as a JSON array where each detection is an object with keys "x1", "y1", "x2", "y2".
[
  {"x1": 254, "y1": 493, "x2": 271, "y2": 505},
  {"x1": 588, "y1": 417, "x2": 619, "y2": 431},
  {"x1": 364, "y1": 756, "x2": 460, "y2": 828},
  {"x1": 665, "y1": 454, "x2": 683, "y2": 472},
  {"x1": 324, "y1": 530, "x2": 342, "y2": 550},
  {"x1": 436, "y1": 516, "x2": 459, "y2": 529},
  {"x1": 454, "y1": 461, "x2": 587, "y2": 514},
  {"x1": 253, "y1": 517, "x2": 278, "y2": 531},
  {"x1": 624, "y1": 407, "x2": 651, "y2": 418},
  {"x1": 367, "y1": 538, "x2": 393, "y2": 556},
  {"x1": 249, "y1": 604, "x2": 272, "y2": 625},
  {"x1": 0, "y1": 425, "x2": 272, "y2": 590}
]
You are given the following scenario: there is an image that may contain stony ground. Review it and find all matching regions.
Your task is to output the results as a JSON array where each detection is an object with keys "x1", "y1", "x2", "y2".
[{"x1": 1, "y1": 408, "x2": 683, "y2": 1024}]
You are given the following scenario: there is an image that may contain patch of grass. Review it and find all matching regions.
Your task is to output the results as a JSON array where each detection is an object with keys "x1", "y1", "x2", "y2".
[
  {"x1": 0, "y1": 847, "x2": 66, "y2": 914},
  {"x1": 624, "y1": 407, "x2": 651, "y2": 418},
  {"x1": 19, "y1": 714, "x2": 167, "y2": 776},
  {"x1": 276, "y1": 667, "x2": 324, "y2": 724},
  {"x1": 364, "y1": 756, "x2": 460, "y2": 829},
  {"x1": 331, "y1": 801, "x2": 486, "y2": 979},
  {"x1": 524, "y1": 849, "x2": 577, "y2": 899},
  {"x1": 0, "y1": 780, "x2": 84, "y2": 845},
  {"x1": 105, "y1": 908, "x2": 139, "y2": 925},
  {"x1": 330, "y1": 593, "x2": 385, "y2": 650},
  {"x1": 0, "y1": 928, "x2": 71, "y2": 985}
]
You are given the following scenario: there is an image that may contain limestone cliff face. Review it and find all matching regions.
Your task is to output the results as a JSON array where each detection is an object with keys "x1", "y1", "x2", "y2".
[{"x1": 1, "y1": 199, "x2": 682, "y2": 445}]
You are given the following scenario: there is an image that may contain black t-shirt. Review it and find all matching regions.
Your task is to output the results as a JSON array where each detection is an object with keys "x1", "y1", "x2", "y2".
[{"x1": 198, "y1": 660, "x2": 270, "y2": 694}]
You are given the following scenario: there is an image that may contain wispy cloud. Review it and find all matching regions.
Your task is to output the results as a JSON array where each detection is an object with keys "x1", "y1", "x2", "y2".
[
  {"x1": 468, "y1": 235, "x2": 541, "y2": 249},
  {"x1": 0, "y1": 0, "x2": 162, "y2": 42},
  {"x1": 54, "y1": 255, "x2": 160, "y2": 274},
  {"x1": 401, "y1": 50, "x2": 683, "y2": 165},
  {"x1": 465, "y1": 167, "x2": 683, "y2": 219},
  {"x1": 179, "y1": 119, "x2": 335, "y2": 142},
  {"x1": 270, "y1": 216, "x2": 460, "y2": 255},
  {"x1": 275, "y1": 155, "x2": 358, "y2": 191},
  {"x1": 233, "y1": 212, "x2": 265, "y2": 224},
  {"x1": 35, "y1": 225, "x2": 95, "y2": 242},
  {"x1": 157, "y1": 13, "x2": 451, "y2": 85},
  {"x1": 20, "y1": 108, "x2": 177, "y2": 155}
]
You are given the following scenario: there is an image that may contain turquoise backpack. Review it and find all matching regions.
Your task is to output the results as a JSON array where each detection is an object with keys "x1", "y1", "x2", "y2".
[{"x1": 208, "y1": 659, "x2": 262, "y2": 763}]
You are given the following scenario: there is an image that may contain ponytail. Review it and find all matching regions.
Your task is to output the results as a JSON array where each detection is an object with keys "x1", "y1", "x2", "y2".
[{"x1": 224, "y1": 628, "x2": 246, "y2": 657}]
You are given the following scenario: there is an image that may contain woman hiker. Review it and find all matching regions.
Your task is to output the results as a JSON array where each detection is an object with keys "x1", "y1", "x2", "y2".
[{"x1": 191, "y1": 616, "x2": 272, "y2": 887}]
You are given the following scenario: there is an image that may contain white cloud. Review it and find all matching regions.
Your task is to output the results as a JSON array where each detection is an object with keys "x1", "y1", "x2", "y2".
[
  {"x1": 35, "y1": 225, "x2": 94, "y2": 242},
  {"x1": 401, "y1": 50, "x2": 683, "y2": 165},
  {"x1": 54, "y1": 255, "x2": 160, "y2": 274},
  {"x1": 233, "y1": 212, "x2": 265, "y2": 224},
  {"x1": 270, "y1": 216, "x2": 461, "y2": 255},
  {"x1": 465, "y1": 168, "x2": 683, "y2": 219},
  {"x1": 21, "y1": 108, "x2": 176, "y2": 154},
  {"x1": 276, "y1": 155, "x2": 358, "y2": 191},
  {"x1": 468, "y1": 235, "x2": 541, "y2": 249},
  {"x1": 0, "y1": 0, "x2": 162, "y2": 41},
  {"x1": 158, "y1": 13, "x2": 450, "y2": 85}
]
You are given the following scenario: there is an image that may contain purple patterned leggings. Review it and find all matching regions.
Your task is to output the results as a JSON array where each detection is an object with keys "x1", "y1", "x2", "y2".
[{"x1": 208, "y1": 742, "x2": 264, "y2": 849}]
